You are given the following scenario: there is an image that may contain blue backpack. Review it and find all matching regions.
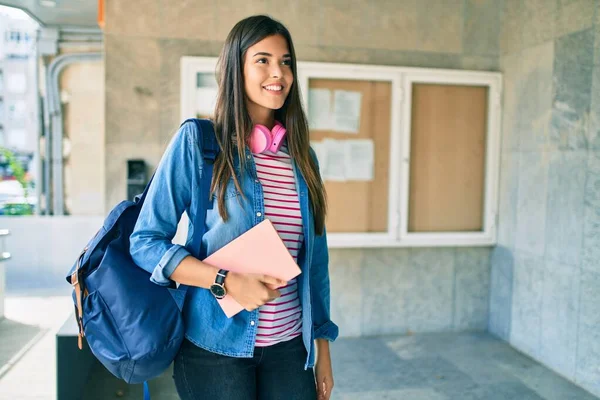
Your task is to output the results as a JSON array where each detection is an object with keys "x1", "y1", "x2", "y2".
[{"x1": 66, "y1": 119, "x2": 219, "y2": 389}]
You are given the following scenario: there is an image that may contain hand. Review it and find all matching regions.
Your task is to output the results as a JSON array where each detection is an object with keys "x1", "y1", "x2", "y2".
[
  {"x1": 315, "y1": 340, "x2": 334, "y2": 400},
  {"x1": 224, "y1": 272, "x2": 285, "y2": 311}
]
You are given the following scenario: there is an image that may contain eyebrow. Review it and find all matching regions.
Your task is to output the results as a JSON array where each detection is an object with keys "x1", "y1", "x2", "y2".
[{"x1": 253, "y1": 52, "x2": 291, "y2": 58}]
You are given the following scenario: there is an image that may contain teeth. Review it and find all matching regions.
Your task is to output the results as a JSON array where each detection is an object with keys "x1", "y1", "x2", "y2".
[{"x1": 264, "y1": 85, "x2": 282, "y2": 91}]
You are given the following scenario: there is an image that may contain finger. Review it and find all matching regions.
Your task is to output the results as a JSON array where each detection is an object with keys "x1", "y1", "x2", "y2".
[
  {"x1": 260, "y1": 274, "x2": 287, "y2": 287},
  {"x1": 325, "y1": 378, "x2": 334, "y2": 400},
  {"x1": 267, "y1": 288, "x2": 281, "y2": 300},
  {"x1": 317, "y1": 383, "x2": 325, "y2": 400}
]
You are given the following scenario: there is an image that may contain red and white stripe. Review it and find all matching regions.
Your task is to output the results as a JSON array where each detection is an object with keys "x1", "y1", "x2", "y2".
[{"x1": 253, "y1": 145, "x2": 303, "y2": 347}]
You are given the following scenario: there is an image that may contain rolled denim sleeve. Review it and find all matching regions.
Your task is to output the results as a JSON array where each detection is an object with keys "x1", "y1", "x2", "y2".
[
  {"x1": 130, "y1": 122, "x2": 199, "y2": 286},
  {"x1": 309, "y1": 147, "x2": 339, "y2": 341}
]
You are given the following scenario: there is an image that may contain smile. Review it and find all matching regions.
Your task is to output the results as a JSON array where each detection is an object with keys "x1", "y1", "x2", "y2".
[{"x1": 263, "y1": 85, "x2": 284, "y2": 93}]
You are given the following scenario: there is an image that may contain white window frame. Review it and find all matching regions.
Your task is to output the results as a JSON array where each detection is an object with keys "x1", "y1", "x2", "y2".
[
  {"x1": 180, "y1": 57, "x2": 502, "y2": 248},
  {"x1": 180, "y1": 56, "x2": 219, "y2": 121},
  {"x1": 398, "y1": 71, "x2": 502, "y2": 247}
]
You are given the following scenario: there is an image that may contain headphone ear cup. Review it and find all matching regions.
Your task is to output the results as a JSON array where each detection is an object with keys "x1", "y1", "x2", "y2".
[
  {"x1": 249, "y1": 124, "x2": 272, "y2": 153},
  {"x1": 269, "y1": 123, "x2": 287, "y2": 153}
]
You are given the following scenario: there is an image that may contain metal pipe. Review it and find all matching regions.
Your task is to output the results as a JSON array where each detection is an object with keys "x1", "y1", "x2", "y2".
[
  {"x1": 59, "y1": 27, "x2": 102, "y2": 35},
  {"x1": 60, "y1": 34, "x2": 103, "y2": 43},
  {"x1": 58, "y1": 42, "x2": 103, "y2": 50},
  {"x1": 33, "y1": 28, "x2": 42, "y2": 215},
  {"x1": 46, "y1": 52, "x2": 102, "y2": 215},
  {"x1": 42, "y1": 57, "x2": 52, "y2": 215}
]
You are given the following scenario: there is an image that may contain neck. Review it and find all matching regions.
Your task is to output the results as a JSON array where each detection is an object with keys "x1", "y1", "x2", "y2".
[{"x1": 247, "y1": 103, "x2": 275, "y2": 128}]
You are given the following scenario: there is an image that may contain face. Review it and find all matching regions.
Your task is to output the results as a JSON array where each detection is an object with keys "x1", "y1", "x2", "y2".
[{"x1": 243, "y1": 34, "x2": 293, "y2": 121}]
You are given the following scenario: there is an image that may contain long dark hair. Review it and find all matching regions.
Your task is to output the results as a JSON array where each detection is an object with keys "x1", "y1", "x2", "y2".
[{"x1": 211, "y1": 15, "x2": 327, "y2": 235}]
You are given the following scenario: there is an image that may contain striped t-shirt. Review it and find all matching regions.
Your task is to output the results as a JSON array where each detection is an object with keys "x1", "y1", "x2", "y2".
[{"x1": 252, "y1": 144, "x2": 303, "y2": 347}]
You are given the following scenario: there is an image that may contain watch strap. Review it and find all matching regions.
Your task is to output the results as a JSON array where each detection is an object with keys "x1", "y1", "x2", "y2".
[{"x1": 215, "y1": 269, "x2": 228, "y2": 285}]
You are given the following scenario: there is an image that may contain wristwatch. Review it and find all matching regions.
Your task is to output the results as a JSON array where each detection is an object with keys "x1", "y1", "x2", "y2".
[{"x1": 210, "y1": 269, "x2": 228, "y2": 299}]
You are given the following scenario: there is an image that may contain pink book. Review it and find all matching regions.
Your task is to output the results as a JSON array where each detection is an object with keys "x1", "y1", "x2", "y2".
[{"x1": 202, "y1": 219, "x2": 302, "y2": 318}]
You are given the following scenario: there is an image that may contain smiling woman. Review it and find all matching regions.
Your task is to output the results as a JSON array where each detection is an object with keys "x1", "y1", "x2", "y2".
[{"x1": 130, "y1": 14, "x2": 337, "y2": 400}]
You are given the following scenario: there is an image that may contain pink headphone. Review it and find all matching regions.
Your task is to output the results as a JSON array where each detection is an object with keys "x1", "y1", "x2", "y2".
[{"x1": 249, "y1": 121, "x2": 287, "y2": 154}]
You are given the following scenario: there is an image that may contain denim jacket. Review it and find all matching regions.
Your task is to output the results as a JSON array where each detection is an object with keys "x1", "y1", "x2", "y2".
[{"x1": 129, "y1": 120, "x2": 339, "y2": 369}]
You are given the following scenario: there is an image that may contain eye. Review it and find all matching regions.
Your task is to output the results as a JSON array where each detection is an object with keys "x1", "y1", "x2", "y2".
[
  {"x1": 256, "y1": 58, "x2": 268, "y2": 64},
  {"x1": 282, "y1": 59, "x2": 292, "y2": 66}
]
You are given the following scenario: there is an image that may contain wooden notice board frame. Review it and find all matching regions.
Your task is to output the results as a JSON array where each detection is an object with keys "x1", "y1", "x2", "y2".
[{"x1": 180, "y1": 57, "x2": 503, "y2": 248}]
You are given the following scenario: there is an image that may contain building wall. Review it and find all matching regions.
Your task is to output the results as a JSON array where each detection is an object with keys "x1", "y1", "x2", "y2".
[
  {"x1": 489, "y1": 0, "x2": 600, "y2": 396},
  {"x1": 61, "y1": 59, "x2": 105, "y2": 216},
  {"x1": 104, "y1": 1, "x2": 500, "y2": 337}
]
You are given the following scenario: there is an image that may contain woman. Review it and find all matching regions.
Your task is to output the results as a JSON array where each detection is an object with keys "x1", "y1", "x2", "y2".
[{"x1": 130, "y1": 15, "x2": 338, "y2": 400}]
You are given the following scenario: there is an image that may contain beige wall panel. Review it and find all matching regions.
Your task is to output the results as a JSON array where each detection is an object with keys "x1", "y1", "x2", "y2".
[
  {"x1": 214, "y1": 0, "x2": 272, "y2": 40},
  {"x1": 320, "y1": 0, "x2": 462, "y2": 53},
  {"x1": 105, "y1": 142, "x2": 166, "y2": 209},
  {"x1": 500, "y1": 0, "x2": 526, "y2": 54},
  {"x1": 269, "y1": 0, "x2": 322, "y2": 46},
  {"x1": 160, "y1": 0, "x2": 218, "y2": 41},
  {"x1": 105, "y1": 0, "x2": 162, "y2": 38},
  {"x1": 61, "y1": 62, "x2": 105, "y2": 216},
  {"x1": 320, "y1": 0, "x2": 419, "y2": 51},
  {"x1": 417, "y1": 0, "x2": 463, "y2": 53},
  {"x1": 105, "y1": 36, "x2": 161, "y2": 145}
]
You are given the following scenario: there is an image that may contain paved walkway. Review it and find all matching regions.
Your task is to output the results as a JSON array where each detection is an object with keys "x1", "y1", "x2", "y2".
[
  {"x1": 0, "y1": 296, "x2": 597, "y2": 400},
  {"x1": 84, "y1": 333, "x2": 599, "y2": 400}
]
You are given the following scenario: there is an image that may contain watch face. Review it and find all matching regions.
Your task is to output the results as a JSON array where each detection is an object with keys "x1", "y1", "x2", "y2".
[{"x1": 210, "y1": 284, "x2": 226, "y2": 299}]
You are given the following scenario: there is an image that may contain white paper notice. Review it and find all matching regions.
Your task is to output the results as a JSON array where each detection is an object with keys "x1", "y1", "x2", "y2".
[
  {"x1": 308, "y1": 89, "x2": 333, "y2": 130},
  {"x1": 345, "y1": 139, "x2": 374, "y2": 181},
  {"x1": 323, "y1": 139, "x2": 346, "y2": 181},
  {"x1": 196, "y1": 87, "x2": 218, "y2": 116},
  {"x1": 333, "y1": 90, "x2": 362, "y2": 133}
]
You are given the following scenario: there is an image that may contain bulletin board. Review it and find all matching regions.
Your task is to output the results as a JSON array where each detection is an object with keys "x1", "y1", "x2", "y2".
[
  {"x1": 181, "y1": 57, "x2": 503, "y2": 247},
  {"x1": 408, "y1": 83, "x2": 488, "y2": 233},
  {"x1": 308, "y1": 79, "x2": 392, "y2": 233}
]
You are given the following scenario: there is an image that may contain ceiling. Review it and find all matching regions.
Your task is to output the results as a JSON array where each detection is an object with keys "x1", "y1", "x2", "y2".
[{"x1": 0, "y1": 0, "x2": 97, "y2": 28}]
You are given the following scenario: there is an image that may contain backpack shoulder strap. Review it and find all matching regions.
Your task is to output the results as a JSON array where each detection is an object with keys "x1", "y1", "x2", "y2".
[{"x1": 183, "y1": 118, "x2": 219, "y2": 260}]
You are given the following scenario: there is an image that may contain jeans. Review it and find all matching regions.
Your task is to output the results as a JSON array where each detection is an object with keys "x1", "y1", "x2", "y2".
[{"x1": 173, "y1": 336, "x2": 318, "y2": 400}]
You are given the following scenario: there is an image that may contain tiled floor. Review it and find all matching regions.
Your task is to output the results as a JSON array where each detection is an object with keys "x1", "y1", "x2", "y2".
[
  {"x1": 0, "y1": 296, "x2": 598, "y2": 400},
  {"x1": 84, "y1": 332, "x2": 598, "y2": 400}
]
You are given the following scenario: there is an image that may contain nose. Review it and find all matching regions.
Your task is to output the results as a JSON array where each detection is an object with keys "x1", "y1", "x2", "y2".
[{"x1": 270, "y1": 63, "x2": 282, "y2": 79}]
